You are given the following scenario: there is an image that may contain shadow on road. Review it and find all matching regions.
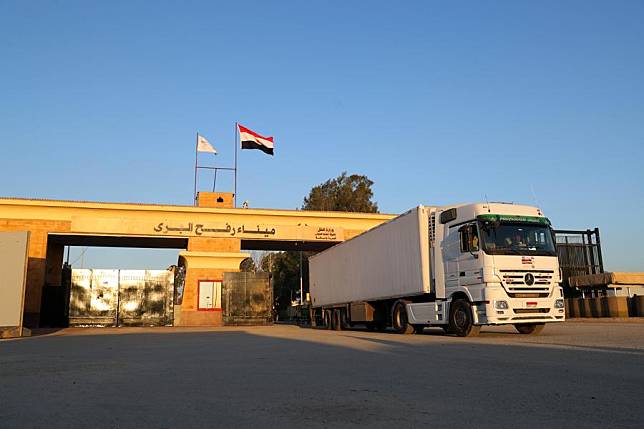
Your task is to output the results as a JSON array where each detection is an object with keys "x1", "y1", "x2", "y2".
[{"x1": 1, "y1": 325, "x2": 643, "y2": 428}]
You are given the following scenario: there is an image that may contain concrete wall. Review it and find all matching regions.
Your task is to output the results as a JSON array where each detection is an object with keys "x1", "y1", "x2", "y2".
[
  {"x1": 0, "y1": 231, "x2": 29, "y2": 338},
  {"x1": 0, "y1": 219, "x2": 71, "y2": 326}
]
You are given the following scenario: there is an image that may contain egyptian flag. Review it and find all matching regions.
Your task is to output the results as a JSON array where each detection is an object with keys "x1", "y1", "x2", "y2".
[{"x1": 238, "y1": 124, "x2": 274, "y2": 155}]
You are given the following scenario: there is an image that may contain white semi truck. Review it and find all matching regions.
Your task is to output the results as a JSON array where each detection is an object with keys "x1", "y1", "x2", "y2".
[{"x1": 309, "y1": 203, "x2": 565, "y2": 336}]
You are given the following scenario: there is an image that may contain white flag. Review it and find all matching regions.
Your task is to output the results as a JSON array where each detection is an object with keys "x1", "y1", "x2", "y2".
[{"x1": 197, "y1": 134, "x2": 217, "y2": 154}]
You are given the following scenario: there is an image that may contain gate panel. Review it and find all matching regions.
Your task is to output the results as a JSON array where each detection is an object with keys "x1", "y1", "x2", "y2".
[
  {"x1": 222, "y1": 272, "x2": 272, "y2": 326},
  {"x1": 69, "y1": 269, "x2": 118, "y2": 326},
  {"x1": 118, "y1": 270, "x2": 145, "y2": 325},
  {"x1": 69, "y1": 269, "x2": 92, "y2": 322},
  {"x1": 69, "y1": 269, "x2": 174, "y2": 327},
  {"x1": 139, "y1": 270, "x2": 174, "y2": 326}
]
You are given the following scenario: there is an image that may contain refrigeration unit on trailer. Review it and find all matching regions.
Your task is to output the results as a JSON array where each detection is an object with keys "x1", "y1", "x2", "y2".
[{"x1": 309, "y1": 203, "x2": 565, "y2": 336}]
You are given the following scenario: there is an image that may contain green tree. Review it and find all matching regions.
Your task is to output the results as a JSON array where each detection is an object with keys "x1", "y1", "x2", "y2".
[
  {"x1": 240, "y1": 257, "x2": 256, "y2": 272},
  {"x1": 270, "y1": 172, "x2": 379, "y2": 318},
  {"x1": 262, "y1": 251, "x2": 302, "y2": 317},
  {"x1": 302, "y1": 172, "x2": 379, "y2": 213}
]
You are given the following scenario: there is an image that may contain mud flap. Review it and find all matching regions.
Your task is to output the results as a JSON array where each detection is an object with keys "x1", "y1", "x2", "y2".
[{"x1": 471, "y1": 303, "x2": 487, "y2": 325}]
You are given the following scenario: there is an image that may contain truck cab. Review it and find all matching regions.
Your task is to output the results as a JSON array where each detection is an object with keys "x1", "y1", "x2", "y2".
[{"x1": 433, "y1": 202, "x2": 565, "y2": 335}]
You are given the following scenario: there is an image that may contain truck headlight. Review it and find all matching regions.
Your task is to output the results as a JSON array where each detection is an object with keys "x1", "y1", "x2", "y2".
[
  {"x1": 494, "y1": 300, "x2": 509, "y2": 309},
  {"x1": 554, "y1": 299, "x2": 565, "y2": 308}
]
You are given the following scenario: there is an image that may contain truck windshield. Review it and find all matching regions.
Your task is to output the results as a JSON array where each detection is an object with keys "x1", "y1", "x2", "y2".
[{"x1": 478, "y1": 219, "x2": 556, "y2": 256}]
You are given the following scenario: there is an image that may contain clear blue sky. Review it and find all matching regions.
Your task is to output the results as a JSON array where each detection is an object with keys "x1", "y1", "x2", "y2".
[{"x1": 1, "y1": 1, "x2": 643, "y2": 271}]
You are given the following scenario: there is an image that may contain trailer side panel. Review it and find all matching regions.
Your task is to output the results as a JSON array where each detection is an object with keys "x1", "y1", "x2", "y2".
[{"x1": 309, "y1": 206, "x2": 432, "y2": 307}]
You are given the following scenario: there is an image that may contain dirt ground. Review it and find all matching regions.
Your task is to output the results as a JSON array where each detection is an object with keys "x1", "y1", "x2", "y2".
[{"x1": 1, "y1": 321, "x2": 643, "y2": 428}]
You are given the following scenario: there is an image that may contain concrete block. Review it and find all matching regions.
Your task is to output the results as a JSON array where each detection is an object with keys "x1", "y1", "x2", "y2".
[
  {"x1": 0, "y1": 326, "x2": 30, "y2": 339},
  {"x1": 574, "y1": 298, "x2": 587, "y2": 318},
  {"x1": 565, "y1": 299, "x2": 575, "y2": 318},
  {"x1": 633, "y1": 296, "x2": 644, "y2": 317},
  {"x1": 603, "y1": 296, "x2": 629, "y2": 318},
  {"x1": 590, "y1": 297, "x2": 603, "y2": 318},
  {"x1": 627, "y1": 297, "x2": 638, "y2": 317}
]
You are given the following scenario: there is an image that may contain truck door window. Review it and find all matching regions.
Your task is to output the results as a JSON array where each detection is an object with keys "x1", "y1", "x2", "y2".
[
  {"x1": 471, "y1": 225, "x2": 480, "y2": 252},
  {"x1": 459, "y1": 224, "x2": 479, "y2": 253}
]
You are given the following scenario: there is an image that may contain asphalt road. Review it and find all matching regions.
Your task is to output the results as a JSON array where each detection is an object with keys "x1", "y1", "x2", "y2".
[{"x1": 1, "y1": 322, "x2": 643, "y2": 428}]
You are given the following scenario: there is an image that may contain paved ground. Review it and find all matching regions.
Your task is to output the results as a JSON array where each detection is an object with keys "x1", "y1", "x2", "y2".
[{"x1": 1, "y1": 321, "x2": 643, "y2": 428}]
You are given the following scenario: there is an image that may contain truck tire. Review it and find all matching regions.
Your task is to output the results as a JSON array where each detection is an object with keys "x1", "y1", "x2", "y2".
[
  {"x1": 340, "y1": 309, "x2": 350, "y2": 330},
  {"x1": 448, "y1": 299, "x2": 481, "y2": 337},
  {"x1": 514, "y1": 323, "x2": 545, "y2": 335},
  {"x1": 310, "y1": 308, "x2": 317, "y2": 328},
  {"x1": 323, "y1": 309, "x2": 333, "y2": 330},
  {"x1": 333, "y1": 309, "x2": 343, "y2": 331},
  {"x1": 392, "y1": 301, "x2": 414, "y2": 334}
]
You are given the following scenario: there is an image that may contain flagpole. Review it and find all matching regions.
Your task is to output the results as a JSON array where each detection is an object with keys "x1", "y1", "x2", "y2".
[
  {"x1": 234, "y1": 122, "x2": 238, "y2": 208},
  {"x1": 194, "y1": 132, "x2": 198, "y2": 206}
]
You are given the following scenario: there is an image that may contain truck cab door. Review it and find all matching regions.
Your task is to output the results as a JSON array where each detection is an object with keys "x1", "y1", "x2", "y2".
[
  {"x1": 457, "y1": 223, "x2": 482, "y2": 287},
  {"x1": 441, "y1": 225, "x2": 460, "y2": 291}
]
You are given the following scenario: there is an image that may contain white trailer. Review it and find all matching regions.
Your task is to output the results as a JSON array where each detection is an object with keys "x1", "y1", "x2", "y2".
[{"x1": 309, "y1": 203, "x2": 565, "y2": 336}]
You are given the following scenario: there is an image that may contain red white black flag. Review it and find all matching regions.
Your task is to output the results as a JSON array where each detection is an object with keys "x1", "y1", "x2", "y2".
[{"x1": 238, "y1": 124, "x2": 274, "y2": 156}]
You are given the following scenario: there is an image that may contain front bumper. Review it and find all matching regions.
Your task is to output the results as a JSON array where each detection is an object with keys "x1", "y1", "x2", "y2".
[{"x1": 474, "y1": 285, "x2": 566, "y2": 325}]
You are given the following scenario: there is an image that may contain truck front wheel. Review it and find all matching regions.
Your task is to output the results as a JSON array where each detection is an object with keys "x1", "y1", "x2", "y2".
[
  {"x1": 392, "y1": 301, "x2": 414, "y2": 335},
  {"x1": 448, "y1": 299, "x2": 481, "y2": 337},
  {"x1": 514, "y1": 323, "x2": 545, "y2": 335}
]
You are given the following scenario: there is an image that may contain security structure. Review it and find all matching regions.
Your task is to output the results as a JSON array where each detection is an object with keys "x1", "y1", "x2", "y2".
[{"x1": 0, "y1": 193, "x2": 392, "y2": 330}]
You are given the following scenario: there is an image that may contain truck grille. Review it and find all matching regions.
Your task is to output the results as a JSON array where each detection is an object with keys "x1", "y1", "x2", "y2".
[{"x1": 499, "y1": 270, "x2": 553, "y2": 292}]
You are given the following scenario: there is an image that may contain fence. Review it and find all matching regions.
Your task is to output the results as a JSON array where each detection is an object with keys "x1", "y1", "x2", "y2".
[{"x1": 554, "y1": 228, "x2": 604, "y2": 289}]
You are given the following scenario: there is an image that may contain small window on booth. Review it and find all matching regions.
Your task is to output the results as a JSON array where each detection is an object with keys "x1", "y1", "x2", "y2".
[{"x1": 198, "y1": 280, "x2": 222, "y2": 311}]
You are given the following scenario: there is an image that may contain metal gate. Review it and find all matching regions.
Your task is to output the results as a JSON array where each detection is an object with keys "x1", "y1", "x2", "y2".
[
  {"x1": 222, "y1": 272, "x2": 272, "y2": 325},
  {"x1": 554, "y1": 228, "x2": 604, "y2": 289},
  {"x1": 69, "y1": 269, "x2": 174, "y2": 327}
]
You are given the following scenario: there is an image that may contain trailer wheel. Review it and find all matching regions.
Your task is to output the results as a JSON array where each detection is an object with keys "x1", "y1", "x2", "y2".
[
  {"x1": 448, "y1": 299, "x2": 481, "y2": 337},
  {"x1": 340, "y1": 309, "x2": 350, "y2": 330},
  {"x1": 514, "y1": 323, "x2": 545, "y2": 335},
  {"x1": 392, "y1": 301, "x2": 414, "y2": 334},
  {"x1": 323, "y1": 310, "x2": 333, "y2": 330},
  {"x1": 333, "y1": 309, "x2": 343, "y2": 331},
  {"x1": 375, "y1": 321, "x2": 387, "y2": 332},
  {"x1": 309, "y1": 307, "x2": 317, "y2": 328}
]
